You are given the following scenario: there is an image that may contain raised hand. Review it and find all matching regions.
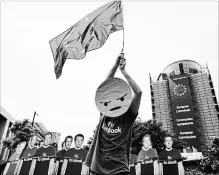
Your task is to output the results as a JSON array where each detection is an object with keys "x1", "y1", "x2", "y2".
[{"x1": 119, "y1": 57, "x2": 126, "y2": 71}]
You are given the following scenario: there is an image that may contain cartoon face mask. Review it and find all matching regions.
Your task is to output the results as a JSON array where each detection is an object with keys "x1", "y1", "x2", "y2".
[{"x1": 95, "y1": 78, "x2": 132, "y2": 117}]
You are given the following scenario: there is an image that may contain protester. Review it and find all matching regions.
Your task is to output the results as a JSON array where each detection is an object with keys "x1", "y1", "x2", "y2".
[
  {"x1": 0, "y1": 142, "x2": 26, "y2": 174},
  {"x1": 8, "y1": 142, "x2": 27, "y2": 161},
  {"x1": 34, "y1": 132, "x2": 56, "y2": 157},
  {"x1": 55, "y1": 136, "x2": 73, "y2": 175},
  {"x1": 136, "y1": 134, "x2": 159, "y2": 175},
  {"x1": 21, "y1": 134, "x2": 38, "y2": 158},
  {"x1": 158, "y1": 135, "x2": 185, "y2": 175},
  {"x1": 65, "y1": 134, "x2": 87, "y2": 162},
  {"x1": 82, "y1": 53, "x2": 142, "y2": 175},
  {"x1": 56, "y1": 135, "x2": 73, "y2": 160}
]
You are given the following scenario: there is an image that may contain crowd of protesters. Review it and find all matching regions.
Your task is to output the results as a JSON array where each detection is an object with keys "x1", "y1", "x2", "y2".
[
  {"x1": 0, "y1": 132, "x2": 88, "y2": 175},
  {"x1": 130, "y1": 134, "x2": 185, "y2": 175},
  {"x1": 0, "y1": 131, "x2": 185, "y2": 175}
]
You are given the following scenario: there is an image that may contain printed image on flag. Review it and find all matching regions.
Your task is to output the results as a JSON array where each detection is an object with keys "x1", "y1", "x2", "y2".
[{"x1": 49, "y1": 0, "x2": 124, "y2": 79}]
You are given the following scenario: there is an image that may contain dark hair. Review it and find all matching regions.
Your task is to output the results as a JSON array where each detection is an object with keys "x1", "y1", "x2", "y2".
[
  {"x1": 44, "y1": 132, "x2": 52, "y2": 138},
  {"x1": 65, "y1": 135, "x2": 73, "y2": 143},
  {"x1": 164, "y1": 134, "x2": 173, "y2": 142},
  {"x1": 62, "y1": 141, "x2": 65, "y2": 147},
  {"x1": 74, "y1": 134, "x2": 84, "y2": 142}
]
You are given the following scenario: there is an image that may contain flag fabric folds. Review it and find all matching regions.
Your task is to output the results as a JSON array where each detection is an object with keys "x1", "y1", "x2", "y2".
[{"x1": 49, "y1": 0, "x2": 124, "y2": 79}]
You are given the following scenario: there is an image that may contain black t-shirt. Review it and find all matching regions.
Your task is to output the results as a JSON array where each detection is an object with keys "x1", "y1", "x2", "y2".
[
  {"x1": 56, "y1": 149, "x2": 67, "y2": 161},
  {"x1": 130, "y1": 154, "x2": 137, "y2": 175},
  {"x1": 158, "y1": 148, "x2": 183, "y2": 175},
  {"x1": 130, "y1": 154, "x2": 137, "y2": 165},
  {"x1": 65, "y1": 148, "x2": 88, "y2": 162},
  {"x1": 34, "y1": 145, "x2": 56, "y2": 157},
  {"x1": 85, "y1": 107, "x2": 138, "y2": 175},
  {"x1": 21, "y1": 146, "x2": 38, "y2": 158},
  {"x1": 137, "y1": 148, "x2": 158, "y2": 175}
]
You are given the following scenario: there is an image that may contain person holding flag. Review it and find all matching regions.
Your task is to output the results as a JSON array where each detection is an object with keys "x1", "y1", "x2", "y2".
[{"x1": 81, "y1": 53, "x2": 142, "y2": 175}]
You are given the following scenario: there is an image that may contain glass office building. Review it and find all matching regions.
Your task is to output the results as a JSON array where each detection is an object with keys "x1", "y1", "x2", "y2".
[{"x1": 150, "y1": 60, "x2": 219, "y2": 152}]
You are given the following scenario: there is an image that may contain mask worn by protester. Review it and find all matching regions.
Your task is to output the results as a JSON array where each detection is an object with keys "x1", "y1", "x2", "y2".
[{"x1": 95, "y1": 77, "x2": 132, "y2": 117}]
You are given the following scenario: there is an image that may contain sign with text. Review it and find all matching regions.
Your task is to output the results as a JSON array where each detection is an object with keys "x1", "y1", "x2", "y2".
[{"x1": 168, "y1": 74, "x2": 200, "y2": 150}]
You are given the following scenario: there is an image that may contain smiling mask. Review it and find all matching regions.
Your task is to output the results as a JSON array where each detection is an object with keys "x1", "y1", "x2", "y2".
[{"x1": 95, "y1": 78, "x2": 132, "y2": 117}]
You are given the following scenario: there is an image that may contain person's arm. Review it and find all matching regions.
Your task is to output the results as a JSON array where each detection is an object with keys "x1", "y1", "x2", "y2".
[
  {"x1": 105, "y1": 53, "x2": 123, "y2": 79},
  {"x1": 119, "y1": 57, "x2": 142, "y2": 115},
  {"x1": 178, "y1": 161, "x2": 185, "y2": 175}
]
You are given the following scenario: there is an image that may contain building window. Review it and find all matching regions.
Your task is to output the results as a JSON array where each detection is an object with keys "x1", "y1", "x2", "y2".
[
  {"x1": 179, "y1": 63, "x2": 184, "y2": 74},
  {"x1": 189, "y1": 68, "x2": 198, "y2": 74}
]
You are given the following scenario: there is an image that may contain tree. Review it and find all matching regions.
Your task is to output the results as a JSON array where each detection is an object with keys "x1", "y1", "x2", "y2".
[
  {"x1": 2, "y1": 119, "x2": 36, "y2": 150},
  {"x1": 199, "y1": 136, "x2": 219, "y2": 174}
]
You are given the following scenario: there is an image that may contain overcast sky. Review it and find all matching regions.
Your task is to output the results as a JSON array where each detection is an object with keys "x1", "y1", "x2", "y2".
[{"x1": 1, "y1": 0, "x2": 218, "y2": 148}]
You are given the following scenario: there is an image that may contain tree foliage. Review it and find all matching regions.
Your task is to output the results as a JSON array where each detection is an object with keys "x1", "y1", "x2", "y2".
[
  {"x1": 199, "y1": 136, "x2": 219, "y2": 174},
  {"x1": 1, "y1": 119, "x2": 36, "y2": 150}
]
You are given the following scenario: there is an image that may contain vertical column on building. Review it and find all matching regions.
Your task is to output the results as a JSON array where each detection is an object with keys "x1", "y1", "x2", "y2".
[
  {"x1": 0, "y1": 119, "x2": 10, "y2": 159},
  {"x1": 151, "y1": 80, "x2": 174, "y2": 133},
  {"x1": 190, "y1": 72, "x2": 219, "y2": 153}
]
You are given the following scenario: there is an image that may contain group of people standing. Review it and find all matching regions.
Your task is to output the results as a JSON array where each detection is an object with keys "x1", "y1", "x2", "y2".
[
  {"x1": 0, "y1": 132, "x2": 88, "y2": 175},
  {"x1": 130, "y1": 134, "x2": 185, "y2": 175},
  {"x1": 20, "y1": 132, "x2": 87, "y2": 161}
]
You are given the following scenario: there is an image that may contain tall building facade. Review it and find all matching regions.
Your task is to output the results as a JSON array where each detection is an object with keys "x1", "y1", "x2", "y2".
[
  {"x1": 150, "y1": 60, "x2": 219, "y2": 152},
  {"x1": 0, "y1": 106, "x2": 15, "y2": 161}
]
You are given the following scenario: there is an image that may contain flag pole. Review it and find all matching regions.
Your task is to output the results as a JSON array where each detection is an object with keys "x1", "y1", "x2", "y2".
[
  {"x1": 121, "y1": 0, "x2": 124, "y2": 54},
  {"x1": 32, "y1": 111, "x2": 36, "y2": 126},
  {"x1": 122, "y1": 29, "x2": 124, "y2": 53}
]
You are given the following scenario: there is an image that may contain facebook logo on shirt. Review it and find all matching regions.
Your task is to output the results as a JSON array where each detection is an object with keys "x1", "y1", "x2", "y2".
[{"x1": 102, "y1": 121, "x2": 122, "y2": 134}]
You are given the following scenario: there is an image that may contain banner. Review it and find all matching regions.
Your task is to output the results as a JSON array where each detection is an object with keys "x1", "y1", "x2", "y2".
[{"x1": 168, "y1": 74, "x2": 200, "y2": 150}]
